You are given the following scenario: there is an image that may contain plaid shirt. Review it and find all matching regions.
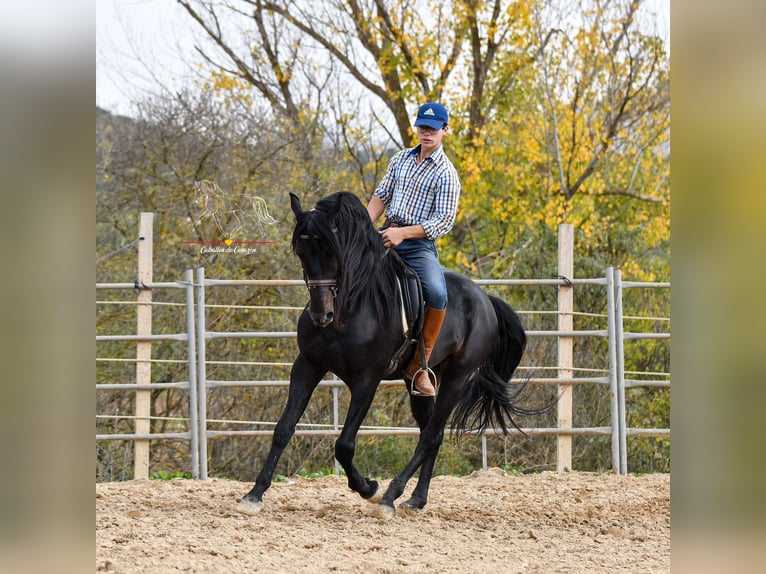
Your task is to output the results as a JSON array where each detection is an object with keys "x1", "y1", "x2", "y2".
[{"x1": 373, "y1": 144, "x2": 461, "y2": 240}]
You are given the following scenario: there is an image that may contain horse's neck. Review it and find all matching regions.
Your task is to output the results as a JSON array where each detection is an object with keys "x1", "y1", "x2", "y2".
[{"x1": 339, "y1": 247, "x2": 398, "y2": 319}]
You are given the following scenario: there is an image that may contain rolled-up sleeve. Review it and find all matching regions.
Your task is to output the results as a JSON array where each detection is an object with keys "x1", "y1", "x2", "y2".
[
  {"x1": 372, "y1": 150, "x2": 406, "y2": 206},
  {"x1": 421, "y1": 165, "x2": 461, "y2": 240}
]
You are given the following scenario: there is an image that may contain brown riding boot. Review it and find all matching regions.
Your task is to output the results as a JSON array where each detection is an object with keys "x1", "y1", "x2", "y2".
[{"x1": 405, "y1": 306, "x2": 447, "y2": 397}]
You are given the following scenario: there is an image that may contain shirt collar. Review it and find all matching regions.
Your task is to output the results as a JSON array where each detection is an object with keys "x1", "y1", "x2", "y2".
[{"x1": 409, "y1": 144, "x2": 444, "y2": 163}]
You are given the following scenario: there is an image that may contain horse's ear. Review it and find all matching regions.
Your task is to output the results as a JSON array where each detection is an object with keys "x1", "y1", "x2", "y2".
[{"x1": 289, "y1": 193, "x2": 302, "y2": 219}]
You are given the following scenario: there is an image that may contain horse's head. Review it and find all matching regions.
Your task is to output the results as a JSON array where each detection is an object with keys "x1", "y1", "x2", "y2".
[
  {"x1": 193, "y1": 180, "x2": 210, "y2": 207},
  {"x1": 290, "y1": 193, "x2": 342, "y2": 328}
]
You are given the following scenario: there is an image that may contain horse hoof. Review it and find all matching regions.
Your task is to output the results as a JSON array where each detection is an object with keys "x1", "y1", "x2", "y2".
[
  {"x1": 369, "y1": 502, "x2": 395, "y2": 520},
  {"x1": 365, "y1": 483, "x2": 383, "y2": 504},
  {"x1": 398, "y1": 500, "x2": 423, "y2": 514},
  {"x1": 236, "y1": 498, "x2": 263, "y2": 516}
]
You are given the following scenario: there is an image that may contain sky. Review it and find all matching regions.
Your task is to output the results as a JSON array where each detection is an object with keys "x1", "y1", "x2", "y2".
[
  {"x1": 96, "y1": 0, "x2": 670, "y2": 118},
  {"x1": 97, "y1": 0, "x2": 197, "y2": 116}
]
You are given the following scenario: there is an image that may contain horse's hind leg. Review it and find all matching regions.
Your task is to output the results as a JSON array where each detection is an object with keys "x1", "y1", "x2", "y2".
[{"x1": 237, "y1": 356, "x2": 324, "y2": 515}]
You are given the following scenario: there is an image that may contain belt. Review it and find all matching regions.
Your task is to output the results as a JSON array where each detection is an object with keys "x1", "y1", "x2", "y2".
[{"x1": 384, "y1": 217, "x2": 409, "y2": 228}]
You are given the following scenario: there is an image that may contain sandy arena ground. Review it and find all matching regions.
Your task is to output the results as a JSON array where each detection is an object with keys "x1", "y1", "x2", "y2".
[{"x1": 96, "y1": 469, "x2": 669, "y2": 573}]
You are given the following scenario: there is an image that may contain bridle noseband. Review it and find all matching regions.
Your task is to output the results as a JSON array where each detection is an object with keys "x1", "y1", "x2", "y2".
[{"x1": 303, "y1": 275, "x2": 338, "y2": 298}]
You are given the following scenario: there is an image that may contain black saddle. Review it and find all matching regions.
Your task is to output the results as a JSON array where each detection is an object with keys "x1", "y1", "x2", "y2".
[{"x1": 383, "y1": 250, "x2": 425, "y2": 377}]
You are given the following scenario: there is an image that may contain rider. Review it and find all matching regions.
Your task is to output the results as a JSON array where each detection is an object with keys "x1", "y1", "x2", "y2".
[{"x1": 367, "y1": 102, "x2": 461, "y2": 397}]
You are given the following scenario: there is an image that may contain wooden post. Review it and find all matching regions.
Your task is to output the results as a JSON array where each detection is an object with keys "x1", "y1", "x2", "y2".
[
  {"x1": 134, "y1": 213, "x2": 153, "y2": 479},
  {"x1": 557, "y1": 224, "x2": 574, "y2": 472}
]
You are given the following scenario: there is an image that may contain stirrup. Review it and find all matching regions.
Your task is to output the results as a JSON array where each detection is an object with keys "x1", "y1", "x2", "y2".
[{"x1": 409, "y1": 367, "x2": 437, "y2": 397}]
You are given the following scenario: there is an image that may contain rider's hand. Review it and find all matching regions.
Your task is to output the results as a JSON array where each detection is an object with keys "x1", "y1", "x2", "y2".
[{"x1": 379, "y1": 227, "x2": 404, "y2": 248}]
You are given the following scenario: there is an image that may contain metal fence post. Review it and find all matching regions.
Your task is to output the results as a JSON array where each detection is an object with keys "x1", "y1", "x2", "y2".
[
  {"x1": 606, "y1": 267, "x2": 620, "y2": 473},
  {"x1": 613, "y1": 269, "x2": 627, "y2": 475},
  {"x1": 184, "y1": 269, "x2": 200, "y2": 479},
  {"x1": 332, "y1": 378, "x2": 340, "y2": 476},
  {"x1": 195, "y1": 267, "x2": 209, "y2": 480}
]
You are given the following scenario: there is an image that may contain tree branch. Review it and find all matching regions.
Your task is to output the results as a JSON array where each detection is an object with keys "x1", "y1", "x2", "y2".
[{"x1": 597, "y1": 188, "x2": 664, "y2": 203}]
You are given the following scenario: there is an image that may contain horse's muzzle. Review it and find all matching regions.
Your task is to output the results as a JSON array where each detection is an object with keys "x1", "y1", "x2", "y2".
[
  {"x1": 308, "y1": 292, "x2": 335, "y2": 327},
  {"x1": 306, "y1": 281, "x2": 337, "y2": 328},
  {"x1": 310, "y1": 309, "x2": 334, "y2": 328}
]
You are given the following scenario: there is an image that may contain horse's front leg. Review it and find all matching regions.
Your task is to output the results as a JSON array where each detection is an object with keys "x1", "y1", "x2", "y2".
[
  {"x1": 333, "y1": 375, "x2": 382, "y2": 502},
  {"x1": 237, "y1": 355, "x2": 324, "y2": 515}
]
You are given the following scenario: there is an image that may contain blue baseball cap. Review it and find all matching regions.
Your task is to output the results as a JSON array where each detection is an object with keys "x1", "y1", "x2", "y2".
[{"x1": 414, "y1": 102, "x2": 449, "y2": 130}]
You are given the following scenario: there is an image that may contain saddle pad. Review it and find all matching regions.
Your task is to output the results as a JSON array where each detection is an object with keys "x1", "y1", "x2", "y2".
[{"x1": 391, "y1": 252, "x2": 424, "y2": 339}]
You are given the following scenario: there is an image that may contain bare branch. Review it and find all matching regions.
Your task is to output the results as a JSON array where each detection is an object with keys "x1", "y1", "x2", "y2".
[{"x1": 597, "y1": 188, "x2": 664, "y2": 203}]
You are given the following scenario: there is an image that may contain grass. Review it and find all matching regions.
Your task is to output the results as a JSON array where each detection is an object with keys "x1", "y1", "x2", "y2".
[
  {"x1": 273, "y1": 467, "x2": 348, "y2": 482},
  {"x1": 150, "y1": 470, "x2": 193, "y2": 480}
]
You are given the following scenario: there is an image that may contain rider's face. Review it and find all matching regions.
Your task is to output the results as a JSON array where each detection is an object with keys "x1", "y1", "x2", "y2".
[{"x1": 416, "y1": 125, "x2": 448, "y2": 151}]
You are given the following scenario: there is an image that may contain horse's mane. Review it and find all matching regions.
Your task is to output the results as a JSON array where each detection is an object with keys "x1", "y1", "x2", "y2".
[{"x1": 292, "y1": 192, "x2": 399, "y2": 326}]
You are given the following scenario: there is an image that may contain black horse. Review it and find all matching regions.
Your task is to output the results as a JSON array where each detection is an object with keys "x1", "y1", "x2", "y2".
[{"x1": 237, "y1": 191, "x2": 543, "y2": 518}]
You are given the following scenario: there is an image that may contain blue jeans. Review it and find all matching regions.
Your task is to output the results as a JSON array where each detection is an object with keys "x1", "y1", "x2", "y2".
[{"x1": 394, "y1": 238, "x2": 447, "y2": 310}]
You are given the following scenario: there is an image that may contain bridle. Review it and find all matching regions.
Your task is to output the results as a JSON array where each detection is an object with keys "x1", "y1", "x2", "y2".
[
  {"x1": 303, "y1": 275, "x2": 338, "y2": 298},
  {"x1": 298, "y1": 226, "x2": 339, "y2": 298}
]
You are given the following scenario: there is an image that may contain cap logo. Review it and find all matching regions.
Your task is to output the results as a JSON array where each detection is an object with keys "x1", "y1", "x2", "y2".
[{"x1": 423, "y1": 108, "x2": 435, "y2": 116}]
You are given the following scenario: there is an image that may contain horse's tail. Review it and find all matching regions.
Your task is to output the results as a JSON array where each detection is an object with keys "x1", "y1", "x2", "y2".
[{"x1": 451, "y1": 296, "x2": 548, "y2": 438}]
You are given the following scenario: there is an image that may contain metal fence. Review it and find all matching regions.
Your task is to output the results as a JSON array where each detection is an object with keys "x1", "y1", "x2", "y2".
[{"x1": 96, "y1": 266, "x2": 669, "y2": 480}]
